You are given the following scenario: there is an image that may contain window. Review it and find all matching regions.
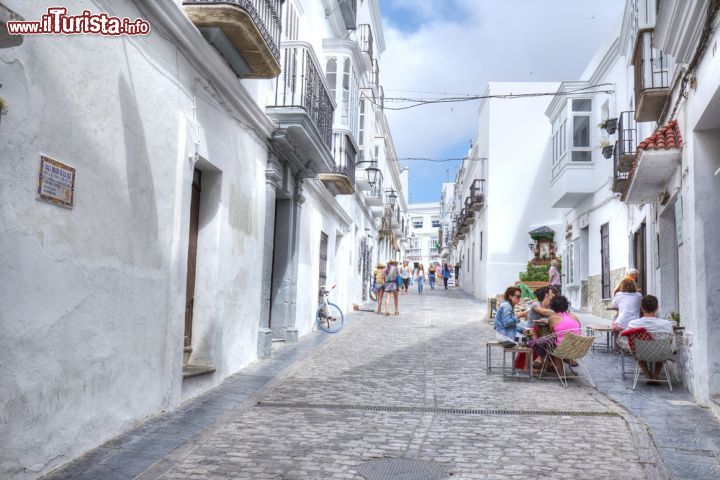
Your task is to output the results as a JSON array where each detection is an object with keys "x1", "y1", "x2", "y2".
[
  {"x1": 341, "y1": 58, "x2": 351, "y2": 126},
  {"x1": 319, "y1": 232, "x2": 328, "y2": 287},
  {"x1": 325, "y1": 58, "x2": 337, "y2": 100},
  {"x1": 566, "y1": 243, "x2": 575, "y2": 285},
  {"x1": 431, "y1": 217, "x2": 440, "y2": 228},
  {"x1": 600, "y1": 223, "x2": 610, "y2": 299},
  {"x1": 413, "y1": 217, "x2": 423, "y2": 229},
  {"x1": 572, "y1": 99, "x2": 592, "y2": 162},
  {"x1": 358, "y1": 100, "x2": 365, "y2": 147}
]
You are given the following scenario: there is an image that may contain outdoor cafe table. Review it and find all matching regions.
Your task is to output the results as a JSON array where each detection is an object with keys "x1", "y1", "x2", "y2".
[
  {"x1": 502, "y1": 345, "x2": 534, "y2": 381},
  {"x1": 586, "y1": 324, "x2": 615, "y2": 353}
]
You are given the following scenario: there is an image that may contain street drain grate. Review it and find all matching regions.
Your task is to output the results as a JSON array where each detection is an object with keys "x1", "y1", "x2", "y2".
[
  {"x1": 256, "y1": 401, "x2": 619, "y2": 417},
  {"x1": 357, "y1": 458, "x2": 444, "y2": 480}
]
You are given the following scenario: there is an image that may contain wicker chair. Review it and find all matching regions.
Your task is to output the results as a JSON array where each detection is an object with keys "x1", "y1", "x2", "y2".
[
  {"x1": 631, "y1": 333, "x2": 675, "y2": 391},
  {"x1": 535, "y1": 331, "x2": 596, "y2": 388}
]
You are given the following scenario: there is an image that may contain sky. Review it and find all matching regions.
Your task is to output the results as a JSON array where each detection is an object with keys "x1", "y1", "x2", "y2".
[{"x1": 379, "y1": 0, "x2": 625, "y2": 203}]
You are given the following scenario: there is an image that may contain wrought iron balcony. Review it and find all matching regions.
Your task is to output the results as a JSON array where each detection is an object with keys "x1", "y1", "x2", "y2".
[
  {"x1": 338, "y1": 0, "x2": 357, "y2": 30},
  {"x1": 370, "y1": 59, "x2": 380, "y2": 88},
  {"x1": 468, "y1": 179, "x2": 486, "y2": 211},
  {"x1": 267, "y1": 41, "x2": 335, "y2": 177},
  {"x1": 183, "y1": 0, "x2": 281, "y2": 78},
  {"x1": 633, "y1": 30, "x2": 671, "y2": 122},
  {"x1": 462, "y1": 207, "x2": 475, "y2": 225},
  {"x1": 612, "y1": 111, "x2": 637, "y2": 193},
  {"x1": 359, "y1": 24, "x2": 373, "y2": 68},
  {"x1": 320, "y1": 131, "x2": 356, "y2": 195}
]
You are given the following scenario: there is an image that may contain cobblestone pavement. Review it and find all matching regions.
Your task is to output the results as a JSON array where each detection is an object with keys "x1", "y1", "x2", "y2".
[
  {"x1": 577, "y1": 314, "x2": 720, "y2": 480},
  {"x1": 45, "y1": 288, "x2": 671, "y2": 479}
]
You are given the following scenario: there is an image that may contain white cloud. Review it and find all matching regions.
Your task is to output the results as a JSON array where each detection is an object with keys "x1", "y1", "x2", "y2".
[{"x1": 381, "y1": 0, "x2": 625, "y2": 160}]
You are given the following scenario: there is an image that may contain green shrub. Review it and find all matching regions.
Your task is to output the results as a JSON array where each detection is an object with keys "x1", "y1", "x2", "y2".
[{"x1": 518, "y1": 257, "x2": 562, "y2": 282}]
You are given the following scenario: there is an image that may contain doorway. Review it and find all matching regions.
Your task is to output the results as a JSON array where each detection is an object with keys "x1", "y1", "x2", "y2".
[
  {"x1": 633, "y1": 222, "x2": 647, "y2": 294},
  {"x1": 184, "y1": 169, "x2": 201, "y2": 359}
]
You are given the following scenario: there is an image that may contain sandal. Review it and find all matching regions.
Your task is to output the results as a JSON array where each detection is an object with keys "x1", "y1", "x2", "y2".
[
  {"x1": 385, "y1": 312, "x2": 390, "y2": 317},
  {"x1": 394, "y1": 311, "x2": 399, "y2": 316}
]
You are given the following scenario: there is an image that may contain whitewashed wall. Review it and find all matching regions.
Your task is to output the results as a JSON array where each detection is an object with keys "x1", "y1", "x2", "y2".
[{"x1": 0, "y1": 0, "x2": 271, "y2": 477}]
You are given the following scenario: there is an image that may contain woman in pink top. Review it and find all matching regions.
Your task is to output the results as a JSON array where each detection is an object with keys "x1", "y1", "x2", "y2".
[{"x1": 547, "y1": 295, "x2": 581, "y2": 369}]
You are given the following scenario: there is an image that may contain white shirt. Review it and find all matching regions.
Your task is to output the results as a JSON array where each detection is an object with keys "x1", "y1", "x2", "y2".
[
  {"x1": 627, "y1": 316, "x2": 674, "y2": 335},
  {"x1": 612, "y1": 292, "x2": 643, "y2": 328}
]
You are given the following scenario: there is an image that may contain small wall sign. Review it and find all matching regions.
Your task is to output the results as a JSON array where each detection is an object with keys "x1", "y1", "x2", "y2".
[{"x1": 37, "y1": 155, "x2": 75, "y2": 208}]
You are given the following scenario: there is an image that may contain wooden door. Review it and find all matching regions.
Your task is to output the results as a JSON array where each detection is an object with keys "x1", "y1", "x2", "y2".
[
  {"x1": 634, "y1": 222, "x2": 647, "y2": 294},
  {"x1": 184, "y1": 169, "x2": 201, "y2": 348}
]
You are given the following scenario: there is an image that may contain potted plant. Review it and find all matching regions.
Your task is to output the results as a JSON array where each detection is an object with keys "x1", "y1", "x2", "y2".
[
  {"x1": 598, "y1": 139, "x2": 614, "y2": 159},
  {"x1": 668, "y1": 311, "x2": 680, "y2": 327},
  {"x1": 599, "y1": 117, "x2": 618, "y2": 135}
]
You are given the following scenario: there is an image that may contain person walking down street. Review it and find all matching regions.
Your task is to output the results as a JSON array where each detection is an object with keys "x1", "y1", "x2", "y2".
[
  {"x1": 442, "y1": 263, "x2": 451, "y2": 290},
  {"x1": 548, "y1": 259, "x2": 561, "y2": 295},
  {"x1": 427, "y1": 263, "x2": 436, "y2": 290},
  {"x1": 383, "y1": 260, "x2": 400, "y2": 316},
  {"x1": 435, "y1": 263, "x2": 442, "y2": 284},
  {"x1": 400, "y1": 260, "x2": 411, "y2": 294},
  {"x1": 373, "y1": 262, "x2": 386, "y2": 314},
  {"x1": 415, "y1": 264, "x2": 426, "y2": 294}
]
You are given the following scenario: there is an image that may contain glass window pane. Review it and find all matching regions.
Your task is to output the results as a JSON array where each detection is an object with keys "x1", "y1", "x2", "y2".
[
  {"x1": 573, "y1": 116, "x2": 590, "y2": 147},
  {"x1": 326, "y1": 58, "x2": 337, "y2": 98},
  {"x1": 572, "y1": 99, "x2": 592, "y2": 111},
  {"x1": 572, "y1": 151, "x2": 591, "y2": 162}
]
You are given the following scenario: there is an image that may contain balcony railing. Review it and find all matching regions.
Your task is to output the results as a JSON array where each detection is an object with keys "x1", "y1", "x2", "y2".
[
  {"x1": 269, "y1": 42, "x2": 334, "y2": 149},
  {"x1": 359, "y1": 24, "x2": 373, "y2": 63},
  {"x1": 634, "y1": 31, "x2": 671, "y2": 121},
  {"x1": 183, "y1": 0, "x2": 282, "y2": 78},
  {"x1": 371, "y1": 59, "x2": 380, "y2": 87},
  {"x1": 612, "y1": 111, "x2": 637, "y2": 193},
  {"x1": 320, "y1": 131, "x2": 356, "y2": 194},
  {"x1": 338, "y1": 0, "x2": 358, "y2": 30},
  {"x1": 367, "y1": 173, "x2": 383, "y2": 197}
]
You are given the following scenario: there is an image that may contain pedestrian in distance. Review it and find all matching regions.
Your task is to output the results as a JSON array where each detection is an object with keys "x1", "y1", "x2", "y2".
[
  {"x1": 548, "y1": 259, "x2": 561, "y2": 295},
  {"x1": 416, "y1": 264, "x2": 426, "y2": 294},
  {"x1": 428, "y1": 263, "x2": 436, "y2": 290},
  {"x1": 435, "y1": 263, "x2": 442, "y2": 284},
  {"x1": 383, "y1": 259, "x2": 400, "y2": 316},
  {"x1": 442, "y1": 263, "x2": 451, "y2": 290},
  {"x1": 373, "y1": 262, "x2": 386, "y2": 314},
  {"x1": 400, "y1": 260, "x2": 411, "y2": 294}
]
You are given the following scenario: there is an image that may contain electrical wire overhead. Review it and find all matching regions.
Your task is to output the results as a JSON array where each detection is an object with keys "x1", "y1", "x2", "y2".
[{"x1": 363, "y1": 83, "x2": 615, "y2": 111}]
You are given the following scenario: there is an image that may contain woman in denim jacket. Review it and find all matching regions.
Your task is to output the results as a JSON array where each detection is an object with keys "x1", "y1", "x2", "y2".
[{"x1": 494, "y1": 286, "x2": 529, "y2": 343}]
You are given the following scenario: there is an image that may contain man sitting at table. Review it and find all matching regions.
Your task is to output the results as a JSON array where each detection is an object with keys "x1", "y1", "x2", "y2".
[{"x1": 624, "y1": 295, "x2": 674, "y2": 381}]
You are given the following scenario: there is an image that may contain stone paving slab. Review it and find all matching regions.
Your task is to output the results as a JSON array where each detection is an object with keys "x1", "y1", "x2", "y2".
[{"x1": 39, "y1": 287, "x2": 705, "y2": 479}]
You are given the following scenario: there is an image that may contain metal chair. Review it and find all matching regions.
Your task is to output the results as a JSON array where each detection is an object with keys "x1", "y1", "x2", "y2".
[
  {"x1": 535, "y1": 331, "x2": 596, "y2": 388},
  {"x1": 631, "y1": 333, "x2": 675, "y2": 391}
]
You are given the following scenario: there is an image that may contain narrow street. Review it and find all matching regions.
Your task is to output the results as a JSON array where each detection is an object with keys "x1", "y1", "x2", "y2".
[{"x1": 40, "y1": 288, "x2": 686, "y2": 480}]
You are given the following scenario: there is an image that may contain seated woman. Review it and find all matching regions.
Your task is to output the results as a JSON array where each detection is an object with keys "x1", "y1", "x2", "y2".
[
  {"x1": 545, "y1": 295, "x2": 582, "y2": 369},
  {"x1": 612, "y1": 278, "x2": 642, "y2": 330},
  {"x1": 494, "y1": 286, "x2": 529, "y2": 345}
]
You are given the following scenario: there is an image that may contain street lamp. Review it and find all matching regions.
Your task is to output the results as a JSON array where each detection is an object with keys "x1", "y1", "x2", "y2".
[
  {"x1": 528, "y1": 243, "x2": 536, "y2": 252},
  {"x1": 365, "y1": 161, "x2": 381, "y2": 188},
  {"x1": 387, "y1": 188, "x2": 397, "y2": 207}
]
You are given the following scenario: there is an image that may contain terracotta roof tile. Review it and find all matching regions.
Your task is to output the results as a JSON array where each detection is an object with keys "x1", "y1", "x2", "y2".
[{"x1": 636, "y1": 119, "x2": 683, "y2": 152}]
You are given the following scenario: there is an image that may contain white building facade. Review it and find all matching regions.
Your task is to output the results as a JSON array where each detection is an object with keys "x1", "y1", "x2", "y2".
[
  {"x1": 407, "y1": 202, "x2": 442, "y2": 268},
  {"x1": 0, "y1": 0, "x2": 406, "y2": 477},
  {"x1": 451, "y1": 83, "x2": 564, "y2": 301}
]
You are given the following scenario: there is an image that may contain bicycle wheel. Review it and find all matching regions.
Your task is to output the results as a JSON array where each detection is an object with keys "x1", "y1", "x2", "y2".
[
  {"x1": 316, "y1": 302, "x2": 344, "y2": 333},
  {"x1": 369, "y1": 286, "x2": 377, "y2": 302}
]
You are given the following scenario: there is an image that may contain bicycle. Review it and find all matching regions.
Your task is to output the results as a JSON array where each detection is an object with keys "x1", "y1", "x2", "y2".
[
  {"x1": 316, "y1": 284, "x2": 344, "y2": 333},
  {"x1": 369, "y1": 277, "x2": 377, "y2": 302}
]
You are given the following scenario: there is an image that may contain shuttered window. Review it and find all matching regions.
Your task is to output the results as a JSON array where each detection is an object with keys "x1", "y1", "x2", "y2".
[{"x1": 601, "y1": 223, "x2": 611, "y2": 299}]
